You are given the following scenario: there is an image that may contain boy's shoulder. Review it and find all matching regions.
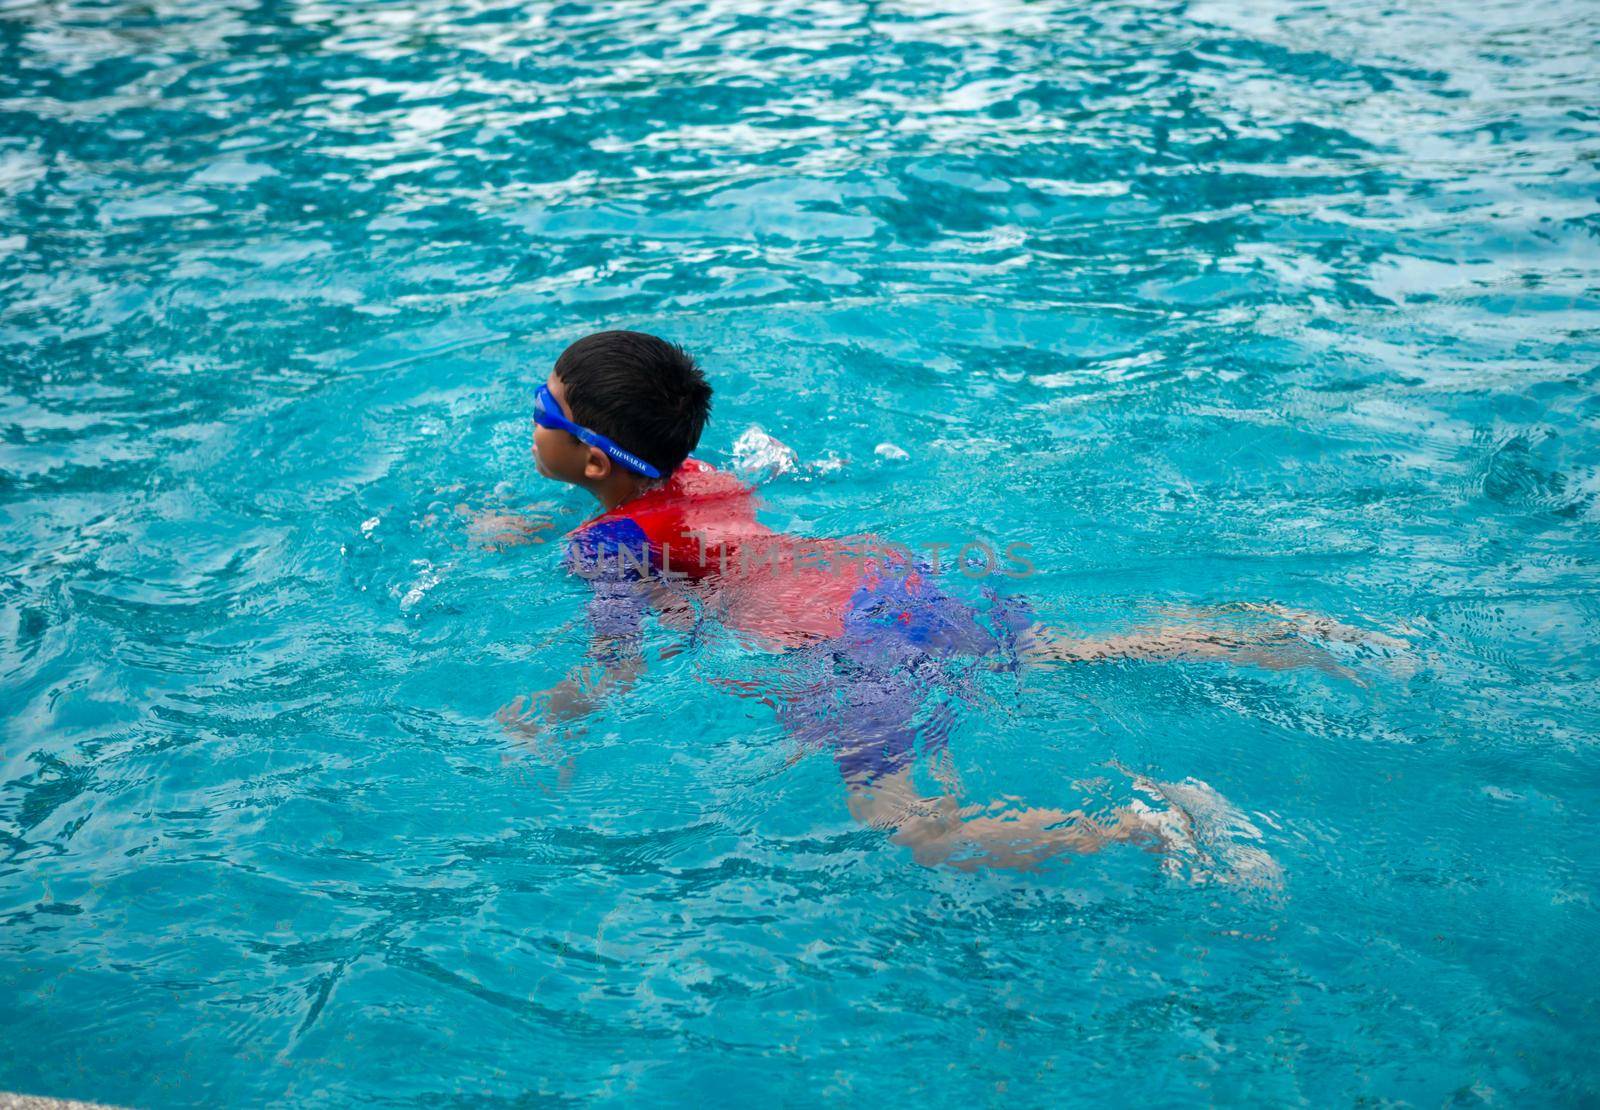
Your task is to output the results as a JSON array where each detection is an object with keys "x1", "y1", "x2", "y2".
[
  {"x1": 642, "y1": 457, "x2": 749, "y2": 504},
  {"x1": 574, "y1": 458, "x2": 752, "y2": 536},
  {"x1": 567, "y1": 459, "x2": 763, "y2": 575}
]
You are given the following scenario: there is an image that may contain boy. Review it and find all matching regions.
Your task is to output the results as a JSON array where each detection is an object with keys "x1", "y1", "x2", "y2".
[{"x1": 497, "y1": 331, "x2": 1400, "y2": 875}]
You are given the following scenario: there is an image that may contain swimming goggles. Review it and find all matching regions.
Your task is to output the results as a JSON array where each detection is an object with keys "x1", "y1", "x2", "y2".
[{"x1": 533, "y1": 383, "x2": 663, "y2": 479}]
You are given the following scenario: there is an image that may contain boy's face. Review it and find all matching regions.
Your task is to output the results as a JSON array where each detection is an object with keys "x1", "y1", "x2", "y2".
[{"x1": 532, "y1": 372, "x2": 600, "y2": 485}]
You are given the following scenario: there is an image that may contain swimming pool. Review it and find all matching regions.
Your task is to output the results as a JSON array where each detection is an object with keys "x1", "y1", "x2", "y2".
[{"x1": 3, "y1": 0, "x2": 1598, "y2": 1102}]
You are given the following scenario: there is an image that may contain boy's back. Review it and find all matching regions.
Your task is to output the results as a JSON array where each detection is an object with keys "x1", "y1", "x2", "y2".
[{"x1": 567, "y1": 457, "x2": 881, "y2": 648}]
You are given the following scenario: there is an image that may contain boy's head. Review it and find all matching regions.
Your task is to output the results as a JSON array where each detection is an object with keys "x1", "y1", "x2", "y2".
[{"x1": 534, "y1": 330, "x2": 711, "y2": 493}]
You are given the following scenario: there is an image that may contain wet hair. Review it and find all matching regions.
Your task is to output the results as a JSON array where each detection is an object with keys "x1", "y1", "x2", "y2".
[{"x1": 552, "y1": 330, "x2": 712, "y2": 476}]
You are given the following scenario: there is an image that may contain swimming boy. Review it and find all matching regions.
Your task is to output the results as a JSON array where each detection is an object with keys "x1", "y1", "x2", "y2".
[{"x1": 496, "y1": 330, "x2": 1401, "y2": 875}]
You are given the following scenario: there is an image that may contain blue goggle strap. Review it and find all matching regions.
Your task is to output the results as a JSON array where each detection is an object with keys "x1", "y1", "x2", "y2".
[{"x1": 536, "y1": 386, "x2": 663, "y2": 479}]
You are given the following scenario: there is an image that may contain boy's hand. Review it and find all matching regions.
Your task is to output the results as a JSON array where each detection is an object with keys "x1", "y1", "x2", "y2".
[
  {"x1": 495, "y1": 695, "x2": 574, "y2": 793},
  {"x1": 463, "y1": 507, "x2": 554, "y2": 550},
  {"x1": 494, "y1": 682, "x2": 587, "y2": 744},
  {"x1": 496, "y1": 658, "x2": 644, "y2": 739}
]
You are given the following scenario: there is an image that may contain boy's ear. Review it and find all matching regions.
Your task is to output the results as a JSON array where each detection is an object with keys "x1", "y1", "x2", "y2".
[{"x1": 583, "y1": 447, "x2": 612, "y2": 481}]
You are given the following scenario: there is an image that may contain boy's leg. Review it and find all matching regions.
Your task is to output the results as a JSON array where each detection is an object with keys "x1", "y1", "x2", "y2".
[
  {"x1": 1172, "y1": 601, "x2": 1409, "y2": 649},
  {"x1": 771, "y1": 654, "x2": 1141, "y2": 869},
  {"x1": 1017, "y1": 605, "x2": 1409, "y2": 678},
  {"x1": 845, "y1": 766, "x2": 1282, "y2": 885},
  {"x1": 843, "y1": 767, "x2": 1166, "y2": 872},
  {"x1": 803, "y1": 587, "x2": 1317, "y2": 874}
]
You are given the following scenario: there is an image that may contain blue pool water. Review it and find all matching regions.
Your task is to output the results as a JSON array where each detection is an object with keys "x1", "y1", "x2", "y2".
[{"x1": 3, "y1": 0, "x2": 1599, "y2": 1103}]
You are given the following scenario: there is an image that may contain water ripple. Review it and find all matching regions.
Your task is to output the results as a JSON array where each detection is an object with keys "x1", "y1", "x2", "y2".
[{"x1": 2, "y1": 0, "x2": 1599, "y2": 1104}]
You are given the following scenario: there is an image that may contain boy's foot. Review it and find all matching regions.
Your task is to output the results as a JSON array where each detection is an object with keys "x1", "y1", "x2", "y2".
[{"x1": 1126, "y1": 773, "x2": 1284, "y2": 890}]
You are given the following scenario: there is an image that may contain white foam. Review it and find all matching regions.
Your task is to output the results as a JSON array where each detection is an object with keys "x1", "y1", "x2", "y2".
[
  {"x1": 397, "y1": 560, "x2": 443, "y2": 611},
  {"x1": 731, "y1": 426, "x2": 798, "y2": 480}
]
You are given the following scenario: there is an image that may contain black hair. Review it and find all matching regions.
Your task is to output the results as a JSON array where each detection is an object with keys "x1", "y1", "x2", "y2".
[{"x1": 552, "y1": 330, "x2": 712, "y2": 476}]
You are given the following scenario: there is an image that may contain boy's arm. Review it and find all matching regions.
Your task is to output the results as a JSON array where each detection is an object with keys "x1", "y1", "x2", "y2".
[
  {"x1": 540, "y1": 574, "x2": 650, "y2": 720},
  {"x1": 527, "y1": 655, "x2": 643, "y2": 726},
  {"x1": 498, "y1": 552, "x2": 652, "y2": 737},
  {"x1": 455, "y1": 500, "x2": 555, "y2": 550}
]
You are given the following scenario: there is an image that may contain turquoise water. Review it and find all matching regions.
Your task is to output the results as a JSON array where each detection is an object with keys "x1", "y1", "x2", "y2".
[{"x1": 3, "y1": 0, "x2": 1599, "y2": 1102}]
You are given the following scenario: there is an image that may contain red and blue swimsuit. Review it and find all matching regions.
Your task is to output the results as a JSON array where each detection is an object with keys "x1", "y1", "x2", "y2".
[{"x1": 566, "y1": 460, "x2": 1032, "y2": 780}]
